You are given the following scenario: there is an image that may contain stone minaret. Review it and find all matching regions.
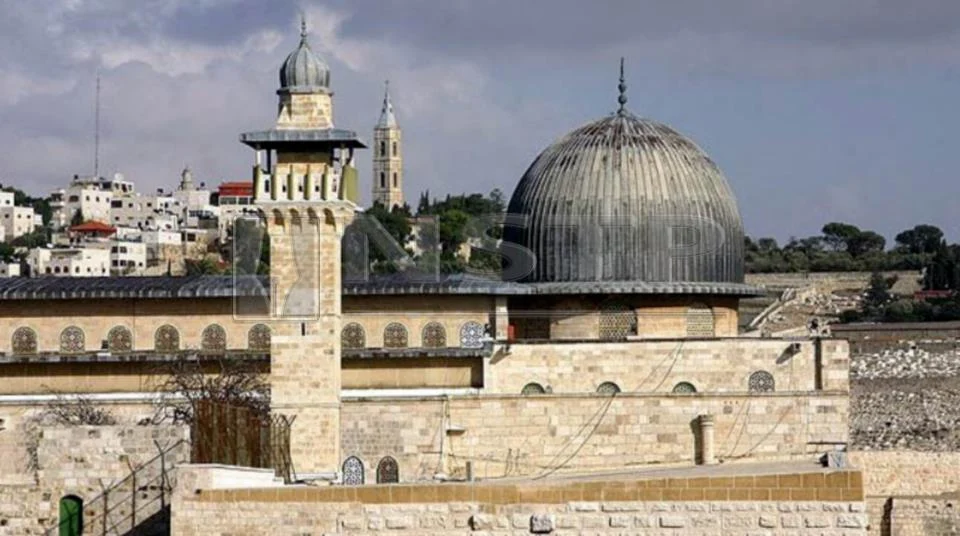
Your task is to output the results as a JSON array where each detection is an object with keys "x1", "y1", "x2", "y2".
[
  {"x1": 240, "y1": 17, "x2": 366, "y2": 481},
  {"x1": 372, "y1": 81, "x2": 404, "y2": 209}
]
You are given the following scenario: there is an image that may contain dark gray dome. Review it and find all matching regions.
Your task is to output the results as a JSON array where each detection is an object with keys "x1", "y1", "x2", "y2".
[
  {"x1": 278, "y1": 24, "x2": 329, "y2": 92},
  {"x1": 503, "y1": 112, "x2": 745, "y2": 286}
]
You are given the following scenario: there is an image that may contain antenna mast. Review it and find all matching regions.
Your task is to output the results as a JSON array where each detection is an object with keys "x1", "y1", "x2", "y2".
[{"x1": 94, "y1": 71, "x2": 101, "y2": 178}]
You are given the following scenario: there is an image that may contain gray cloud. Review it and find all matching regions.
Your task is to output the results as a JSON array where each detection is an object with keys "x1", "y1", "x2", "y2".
[{"x1": 0, "y1": 0, "x2": 958, "y2": 242}]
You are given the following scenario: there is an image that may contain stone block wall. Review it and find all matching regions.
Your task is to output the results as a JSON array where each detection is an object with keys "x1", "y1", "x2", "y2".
[
  {"x1": 172, "y1": 465, "x2": 866, "y2": 535},
  {"x1": 0, "y1": 423, "x2": 188, "y2": 535},
  {"x1": 848, "y1": 451, "x2": 960, "y2": 535},
  {"x1": 485, "y1": 338, "x2": 849, "y2": 395},
  {"x1": 341, "y1": 392, "x2": 849, "y2": 483}
]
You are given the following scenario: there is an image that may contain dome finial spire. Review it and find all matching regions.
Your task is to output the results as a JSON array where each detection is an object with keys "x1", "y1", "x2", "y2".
[
  {"x1": 300, "y1": 13, "x2": 308, "y2": 42},
  {"x1": 617, "y1": 57, "x2": 628, "y2": 115}
]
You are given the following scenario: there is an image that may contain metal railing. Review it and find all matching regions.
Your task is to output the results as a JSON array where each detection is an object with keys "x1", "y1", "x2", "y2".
[{"x1": 46, "y1": 439, "x2": 188, "y2": 536}]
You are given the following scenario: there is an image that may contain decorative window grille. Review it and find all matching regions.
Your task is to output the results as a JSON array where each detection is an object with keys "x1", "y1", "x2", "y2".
[
  {"x1": 421, "y1": 322, "x2": 446, "y2": 348},
  {"x1": 672, "y1": 382, "x2": 697, "y2": 394},
  {"x1": 686, "y1": 303, "x2": 715, "y2": 338},
  {"x1": 376, "y1": 456, "x2": 399, "y2": 484},
  {"x1": 749, "y1": 370, "x2": 775, "y2": 392},
  {"x1": 107, "y1": 326, "x2": 132, "y2": 352},
  {"x1": 459, "y1": 321, "x2": 485, "y2": 348},
  {"x1": 248, "y1": 324, "x2": 271, "y2": 351},
  {"x1": 342, "y1": 456, "x2": 364, "y2": 485},
  {"x1": 155, "y1": 325, "x2": 180, "y2": 352},
  {"x1": 12, "y1": 327, "x2": 37, "y2": 354},
  {"x1": 596, "y1": 381, "x2": 621, "y2": 395},
  {"x1": 599, "y1": 301, "x2": 636, "y2": 339},
  {"x1": 201, "y1": 324, "x2": 226, "y2": 352},
  {"x1": 341, "y1": 323, "x2": 366, "y2": 349},
  {"x1": 383, "y1": 323, "x2": 408, "y2": 348},
  {"x1": 60, "y1": 326, "x2": 85, "y2": 353},
  {"x1": 521, "y1": 382, "x2": 546, "y2": 395}
]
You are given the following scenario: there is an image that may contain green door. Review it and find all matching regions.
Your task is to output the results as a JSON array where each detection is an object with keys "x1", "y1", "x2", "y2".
[{"x1": 58, "y1": 496, "x2": 82, "y2": 536}]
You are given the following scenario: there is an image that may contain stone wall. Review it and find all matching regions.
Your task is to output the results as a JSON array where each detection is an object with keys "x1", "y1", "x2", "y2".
[
  {"x1": 848, "y1": 451, "x2": 960, "y2": 535},
  {"x1": 745, "y1": 270, "x2": 921, "y2": 294},
  {"x1": 340, "y1": 392, "x2": 849, "y2": 484},
  {"x1": 485, "y1": 338, "x2": 849, "y2": 395},
  {"x1": 0, "y1": 423, "x2": 188, "y2": 535},
  {"x1": 172, "y1": 465, "x2": 866, "y2": 535}
]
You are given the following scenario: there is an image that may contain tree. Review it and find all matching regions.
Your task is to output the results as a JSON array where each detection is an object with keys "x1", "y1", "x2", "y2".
[
  {"x1": 847, "y1": 230, "x2": 885, "y2": 258},
  {"x1": 864, "y1": 271, "x2": 892, "y2": 309},
  {"x1": 70, "y1": 210, "x2": 84, "y2": 226},
  {"x1": 895, "y1": 224, "x2": 944, "y2": 255},
  {"x1": 150, "y1": 355, "x2": 270, "y2": 425},
  {"x1": 821, "y1": 222, "x2": 861, "y2": 252}
]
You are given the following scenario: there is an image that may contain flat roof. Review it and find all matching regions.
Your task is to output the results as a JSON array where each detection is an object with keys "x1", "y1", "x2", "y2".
[{"x1": 0, "y1": 274, "x2": 763, "y2": 301}]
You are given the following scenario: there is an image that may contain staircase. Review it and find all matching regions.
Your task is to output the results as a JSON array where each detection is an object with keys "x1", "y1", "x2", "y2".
[{"x1": 47, "y1": 439, "x2": 188, "y2": 536}]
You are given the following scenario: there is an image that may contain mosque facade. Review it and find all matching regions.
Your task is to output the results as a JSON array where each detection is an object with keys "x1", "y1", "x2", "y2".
[{"x1": 0, "y1": 22, "x2": 852, "y2": 491}]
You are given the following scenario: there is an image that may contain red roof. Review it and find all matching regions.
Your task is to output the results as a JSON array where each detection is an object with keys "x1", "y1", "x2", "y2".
[
  {"x1": 218, "y1": 181, "x2": 253, "y2": 197},
  {"x1": 69, "y1": 220, "x2": 117, "y2": 234}
]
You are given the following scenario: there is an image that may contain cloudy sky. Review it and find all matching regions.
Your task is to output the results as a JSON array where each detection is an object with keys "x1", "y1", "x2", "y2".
[{"x1": 1, "y1": 0, "x2": 959, "y2": 243}]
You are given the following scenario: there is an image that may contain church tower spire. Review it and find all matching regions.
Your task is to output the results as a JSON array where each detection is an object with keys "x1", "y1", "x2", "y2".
[{"x1": 372, "y1": 80, "x2": 404, "y2": 209}]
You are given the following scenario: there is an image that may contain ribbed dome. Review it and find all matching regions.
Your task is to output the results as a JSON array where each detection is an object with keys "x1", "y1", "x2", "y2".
[
  {"x1": 503, "y1": 112, "x2": 745, "y2": 285},
  {"x1": 278, "y1": 25, "x2": 329, "y2": 92}
]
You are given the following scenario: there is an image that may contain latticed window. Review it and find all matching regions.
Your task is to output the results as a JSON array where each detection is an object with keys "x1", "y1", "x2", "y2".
[
  {"x1": 421, "y1": 322, "x2": 446, "y2": 348},
  {"x1": 12, "y1": 327, "x2": 37, "y2": 354},
  {"x1": 383, "y1": 323, "x2": 408, "y2": 348},
  {"x1": 248, "y1": 324, "x2": 270, "y2": 351},
  {"x1": 599, "y1": 301, "x2": 636, "y2": 339},
  {"x1": 155, "y1": 325, "x2": 180, "y2": 352},
  {"x1": 686, "y1": 303, "x2": 715, "y2": 338},
  {"x1": 672, "y1": 382, "x2": 697, "y2": 394},
  {"x1": 341, "y1": 323, "x2": 365, "y2": 349},
  {"x1": 201, "y1": 324, "x2": 226, "y2": 352},
  {"x1": 107, "y1": 326, "x2": 133, "y2": 352},
  {"x1": 459, "y1": 321, "x2": 485, "y2": 348},
  {"x1": 376, "y1": 456, "x2": 399, "y2": 484},
  {"x1": 342, "y1": 456, "x2": 364, "y2": 485},
  {"x1": 521, "y1": 382, "x2": 546, "y2": 395},
  {"x1": 60, "y1": 326, "x2": 85, "y2": 353},
  {"x1": 749, "y1": 370, "x2": 775, "y2": 393},
  {"x1": 597, "y1": 381, "x2": 621, "y2": 395}
]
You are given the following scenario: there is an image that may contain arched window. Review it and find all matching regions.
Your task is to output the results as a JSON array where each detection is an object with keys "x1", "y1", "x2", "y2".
[
  {"x1": 596, "y1": 381, "x2": 621, "y2": 395},
  {"x1": 12, "y1": 327, "x2": 37, "y2": 354},
  {"x1": 379, "y1": 172, "x2": 386, "y2": 188},
  {"x1": 58, "y1": 495, "x2": 83, "y2": 536},
  {"x1": 376, "y1": 456, "x2": 399, "y2": 484},
  {"x1": 392, "y1": 172, "x2": 398, "y2": 187},
  {"x1": 379, "y1": 141, "x2": 386, "y2": 156},
  {"x1": 342, "y1": 456, "x2": 364, "y2": 485},
  {"x1": 155, "y1": 325, "x2": 180, "y2": 352},
  {"x1": 383, "y1": 323, "x2": 408, "y2": 348},
  {"x1": 392, "y1": 141, "x2": 397, "y2": 156},
  {"x1": 672, "y1": 382, "x2": 697, "y2": 394},
  {"x1": 107, "y1": 326, "x2": 132, "y2": 352},
  {"x1": 459, "y1": 321, "x2": 485, "y2": 348},
  {"x1": 686, "y1": 303, "x2": 715, "y2": 338},
  {"x1": 599, "y1": 300, "x2": 636, "y2": 339},
  {"x1": 248, "y1": 324, "x2": 271, "y2": 351},
  {"x1": 521, "y1": 382, "x2": 546, "y2": 395},
  {"x1": 341, "y1": 323, "x2": 366, "y2": 349},
  {"x1": 201, "y1": 324, "x2": 226, "y2": 352},
  {"x1": 421, "y1": 322, "x2": 446, "y2": 348},
  {"x1": 749, "y1": 370, "x2": 775, "y2": 392},
  {"x1": 60, "y1": 326, "x2": 85, "y2": 353}
]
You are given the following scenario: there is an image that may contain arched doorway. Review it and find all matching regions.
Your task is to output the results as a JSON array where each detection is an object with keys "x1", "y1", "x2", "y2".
[{"x1": 58, "y1": 495, "x2": 83, "y2": 536}]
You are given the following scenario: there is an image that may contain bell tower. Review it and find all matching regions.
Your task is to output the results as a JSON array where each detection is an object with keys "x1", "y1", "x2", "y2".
[
  {"x1": 372, "y1": 81, "x2": 404, "y2": 209},
  {"x1": 240, "y1": 17, "x2": 366, "y2": 481}
]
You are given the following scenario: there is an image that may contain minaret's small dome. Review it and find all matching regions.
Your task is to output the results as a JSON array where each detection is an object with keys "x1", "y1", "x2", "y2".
[{"x1": 279, "y1": 18, "x2": 330, "y2": 92}]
